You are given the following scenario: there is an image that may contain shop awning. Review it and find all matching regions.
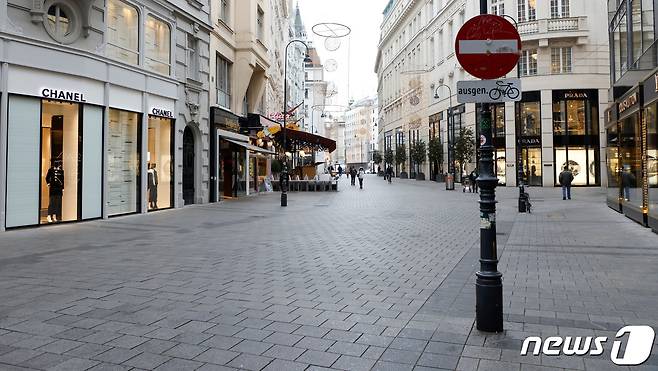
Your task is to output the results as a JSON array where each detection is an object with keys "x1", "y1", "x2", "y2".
[
  {"x1": 224, "y1": 138, "x2": 277, "y2": 155},
  {"x1": 274, "y1": 128, "x2": 336, "y2": 153}
]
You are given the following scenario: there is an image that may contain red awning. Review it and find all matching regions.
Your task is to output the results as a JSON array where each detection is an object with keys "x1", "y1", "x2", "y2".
[{"x1": 275, "y1": 128, "x2": 336, "y2": 153}]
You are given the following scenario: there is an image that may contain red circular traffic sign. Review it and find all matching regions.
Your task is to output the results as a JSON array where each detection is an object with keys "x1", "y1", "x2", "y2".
[{"x1": 455, "y1": 15, "x2": 521, "y2": 80}]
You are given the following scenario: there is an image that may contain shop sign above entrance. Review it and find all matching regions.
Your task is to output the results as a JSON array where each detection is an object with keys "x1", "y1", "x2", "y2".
[
  {"x1": 150, "y1": 107, "x2": 175, "y2": 118},
  {"x1": 41, "y1": 88, "x2": 87, "y2": 103},
  {"x1": 456, "y1": 78, "x2": 521, "y2": 103},
  {"x1": 618, "y1": 92, "x2": 639, "y2": 114},
  {"x1": 455, "y1": 14, "x2": 521, "y2": 80}
]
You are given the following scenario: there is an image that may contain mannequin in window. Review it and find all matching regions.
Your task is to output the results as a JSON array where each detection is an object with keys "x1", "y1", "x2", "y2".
[
  {"x1": 148, "y1": 163, "x2": 159, "y2": 209},
  {"x1": 45, "y1": 159, "x2": 64, "y2": 223}
]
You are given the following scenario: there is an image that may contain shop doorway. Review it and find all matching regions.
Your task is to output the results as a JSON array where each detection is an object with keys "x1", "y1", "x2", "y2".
[
  {"x1": 40, "y1": 100, "x2": 81, "y2": 224},
  {"x1": 183, "y1": 126, "x2": 195, "y2": 205},
  {"x1": 520, "y1": 147, "x2": 542, "y2": 186}
]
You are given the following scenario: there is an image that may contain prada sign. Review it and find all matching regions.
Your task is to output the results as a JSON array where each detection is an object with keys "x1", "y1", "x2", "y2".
[
  {"x1": 517, "y1": 137, "x2": 541, "y2": 146},
  {"x1": 41, "y1": 88, "x2": 87, "y2": 103},
  {"x1": 150, "y1": 107, "x2": 175, "y2": 118}
]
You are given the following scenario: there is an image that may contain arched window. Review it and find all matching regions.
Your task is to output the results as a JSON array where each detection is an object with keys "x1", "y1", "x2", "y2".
[{"x1": 107, "y1": 0, "x2": 139, "y2": 65}]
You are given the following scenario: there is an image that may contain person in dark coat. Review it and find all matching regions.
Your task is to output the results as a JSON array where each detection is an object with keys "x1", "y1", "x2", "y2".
[
  {"x1": 469, "y1": 170, "x2": 479, "y2": 193},
  {"x1": 45, "y1": 159, "x2": 64, "y2": 223},
  {"x1": 350, "y1": 167, "x2": 357, "y2": 186},
  {"x1": 558, "y1": 166, "x2": 574, "y2": 200}
]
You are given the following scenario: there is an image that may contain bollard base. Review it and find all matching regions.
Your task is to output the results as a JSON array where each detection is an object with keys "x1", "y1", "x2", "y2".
[
  {"x1": 281, "y1": 193, "x2": 287, "y2": 207},
  {"x1": 475, "y1": 274, "x2": 504, "y2": 332}
]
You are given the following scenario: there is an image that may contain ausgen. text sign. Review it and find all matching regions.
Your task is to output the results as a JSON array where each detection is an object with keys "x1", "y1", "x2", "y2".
[{"x1": 457, "y1": 78, "x2": 522, "y2": 104}]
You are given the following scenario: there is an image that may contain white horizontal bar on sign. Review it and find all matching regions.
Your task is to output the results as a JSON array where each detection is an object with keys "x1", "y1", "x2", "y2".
[{"x1": 459, "y1": 40, "x2": 519, "y2": 54}]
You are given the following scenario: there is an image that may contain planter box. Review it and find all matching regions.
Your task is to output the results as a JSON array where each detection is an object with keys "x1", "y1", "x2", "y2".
[
  {"x1": 400, "y1": 172, "x2": 408, "y2": 179},
  {"x1": 416, "y1": 173, "x2": 426, "y2": 181}
]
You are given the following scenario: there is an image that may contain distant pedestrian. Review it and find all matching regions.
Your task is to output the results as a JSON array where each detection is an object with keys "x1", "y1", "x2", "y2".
[
  {"x1": 338, "y1": 165, "x2": 343, "y2": 177},
  {"x1": 559, "y1": 166, "x2": 574, "y2": 200},
  {"x1": 386, "y1": 166, "x2": 393, "y2": 183},
  {"x1": 358, "y1": 167, "x2": 365, "y2": 189},
  {"x1": 469, "y1": 170, "x2": 479, "y2": 193},
  {"x1": 350, "y1": 167, "x2": 357, "y2": 186}
]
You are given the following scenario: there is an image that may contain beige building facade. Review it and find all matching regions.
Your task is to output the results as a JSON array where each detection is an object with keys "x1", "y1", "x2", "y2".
[{"x1": 376, "y1": 0, "x2": 610, "y2": 187}]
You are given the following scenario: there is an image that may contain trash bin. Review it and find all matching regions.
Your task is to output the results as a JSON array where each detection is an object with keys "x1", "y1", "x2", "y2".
[
  {"x1": 518, "y1": 185, "x2": 528, "y2": 213},
  {"x1": 445, "y1": 174, "x2": 455, "y2": 190}
]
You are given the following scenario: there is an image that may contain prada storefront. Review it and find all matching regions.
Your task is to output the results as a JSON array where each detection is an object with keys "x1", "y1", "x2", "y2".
[{"x1": 552, "y1": 90, "x2": 601, "y2": 186}]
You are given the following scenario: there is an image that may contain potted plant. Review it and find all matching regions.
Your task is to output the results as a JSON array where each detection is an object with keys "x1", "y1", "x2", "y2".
[
  {"x1": 454, "y1": 127, "x2": 476, "y2": 182},
  {"x1": 372, "y1": 150, "x2": 383, "y2": 176},
  {"x1": 384, "y1": 148, "x2": 394, "y2": 176},
  {"x1": 410, "y1": 140, "x2": 427, "y2": 180},
  {"x1": 428, "y1": 137, "x2": 443, "y2": 182},
  {"x1": 396, "y1": 144, "x2": 408, "y2": 179}
]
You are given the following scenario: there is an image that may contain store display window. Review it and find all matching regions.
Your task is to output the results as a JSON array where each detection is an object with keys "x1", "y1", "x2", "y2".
[
  {"x1": 108, "y1": 109, "x2": 140, "y2": 216},
  {"x1": 648, "y1": 104, "x2": 658, "y2": 219},
  {"x1": 619, "y1": 113, "x2": 644, "y2": 208},
  {"x1": 40, "y1": 100, "x2": 80, "y2": 224},
  {"x1": 606, "y1": 123, "x2": 621, "y2": 206},
  {"x1": 518, "y1": 101, "x2": 541, "y2": 136},
  {"x1": 147, "y1": 116, "x2": 173, "y2": 210}
]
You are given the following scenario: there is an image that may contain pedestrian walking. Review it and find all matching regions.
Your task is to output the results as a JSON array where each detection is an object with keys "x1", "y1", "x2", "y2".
[
  {"x1": 338, "y1": 165, "x2": 343, "y2": 178},
  {"x1": 386, "y1": 166, "x2": 393, "y2": 183},
  {"x1": 358, "y1": 167, "x2": 365, "y2": 189},
  {"x1": 469, "y1": 170, "x2": 479, "y2": 193},
  {"x1": 558, "y1": 166, "x2": 574, "y2": 200},
  {"x1": 350, "y1": 167, "x2": 357, "y2": 186}
]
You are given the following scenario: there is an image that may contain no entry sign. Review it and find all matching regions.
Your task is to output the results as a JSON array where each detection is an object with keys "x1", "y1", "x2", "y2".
[{"x1": 455, "y1": 15, "x2": 521, "y2": 80}]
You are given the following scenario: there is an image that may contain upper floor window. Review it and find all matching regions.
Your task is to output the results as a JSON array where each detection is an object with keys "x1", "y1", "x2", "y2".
[
  {"x1": 519, "y1": 49, "x2": 538, "y2": 76},
  {"x1": 217, "y1": 55, "x2": 232, "y2": 109},
  {"x1": 518, "y1": 0, "x2": 536, "y2": 23},
  {"x1": 551, "y1": 47, "x2": 572, "y2": 73},
  {"x1": 187, "y1": 34, "x2": 199, "y2": 81},
  {"x1": 491, "y1": 0, "x2": 505, "y2": 16},
  {"x1": 145, "y1": 15, "x2": 171, "y2": 75},
  {"x1": 551, "y1": 0, "x2": 570, "y2": 18},
  {"x1": 257, "y1": 6, "x2": 265, "y2": 41},
  {"x1": 107, "y1": 0, "x2": 139, "y2": 65},
  {"x1": 219, "y1": 0, "x2": 230, "y2": 24}
]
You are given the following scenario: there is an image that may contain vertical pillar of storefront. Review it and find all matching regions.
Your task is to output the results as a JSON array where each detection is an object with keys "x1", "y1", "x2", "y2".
[
  {"x1": 541, "y1": 90, "x2": 555, "y2": 187},
  {"x1": 245, "y1": 148, "x2": 250, "y2": 196},
  {"x1": 505, "y1": 101, "x2": 516, "y2": 187},
  {"x1": 102, "y1": 83, "x2": 110, "y2": 219},
  {"x1": 0, "y1": 63, "x2": 8, "y2": 231},
  {"x1": 140, "y1": 93, "x2": 148, "y2": 213},
  {"x1": 598, "y1": 89, "x2": 610, "y2": 188}
]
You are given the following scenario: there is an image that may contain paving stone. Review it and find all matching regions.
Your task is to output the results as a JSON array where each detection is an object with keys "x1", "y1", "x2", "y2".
[
  {"x1": 230, "y1": 339, "x2": 273, "y2": 355},
  {"x1": 47, "y1": 357, "x2": 100, "y2": 371},
  {"x1": 379, "y1": 348, "x2": 422, "y2": 365},
  {"x1": 201, "y1": 335, "x2": 242, "y2": 350},
  {"x1": 262, "y1": 359, "x2": 308, "y2": 371},
  {"x1": 296, "y1": 349, "x2": 341, "y2": 368},
  {"x1": 262, "y1": 345, "x2": 306, "y2": 361},
  {"x1": 122, "y1": 352, "x2": 170, "y2": 369},
  {"x1": 92, "y1": 348, "x2": 141, "y2": 364},
  {"x1": 416, "y1": 352, "x2": 459, "y2": 369},
  {"x1": 331, "y1": 354, "x2": 376, "y2": 371},
  {"x1": 327, "y1": 341, "x2": 368, "y2": 357},
  {"x1": 19, "y1": 352, "x2": 71, "y2": 369},
  {"x1": 154, "y1": 358, "x2": 204, "y2": 371},
  {"x1": 371, "y1": 360, "x2": 414, "y2": 371},
  {"x1": 163, "y1": 343, "x2": 208, "y2": 359},
  {"x1": 227, "y1": 354, "x2": 273, "y2": 370},
  {"x1": 262, "y1": 332, "x2": 303, "y2": 346},
  {"x1": 194, "y1": 348, "x2": 239, "y2": 365},
  {"x1": 296, "y1": 337, "x2": 335, "y2": 351}
]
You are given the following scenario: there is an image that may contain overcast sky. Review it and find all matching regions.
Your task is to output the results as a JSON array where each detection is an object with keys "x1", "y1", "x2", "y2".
[{"x1": 296, "y1": 0, "x2": 389, "y2": 109}]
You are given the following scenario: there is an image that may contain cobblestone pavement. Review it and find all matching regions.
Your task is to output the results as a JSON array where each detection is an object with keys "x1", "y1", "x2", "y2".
[{"x1": 0, "y1": 175, "x2": 657, "y2": 371}]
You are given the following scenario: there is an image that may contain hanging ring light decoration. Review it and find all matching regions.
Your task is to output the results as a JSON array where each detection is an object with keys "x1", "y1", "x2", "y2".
[
  {"x1": 312, "y1": 104, "x2": 349, "y2": 114},
  {"x1": 325, "y1": 38, "x2": 341, "y2": 51},
  {"x1": 312, "y1": 22, "x2": 351, "y2": 38},
  {"x1": 324, "y1": 59, "x2": 338, "y2": 72}
]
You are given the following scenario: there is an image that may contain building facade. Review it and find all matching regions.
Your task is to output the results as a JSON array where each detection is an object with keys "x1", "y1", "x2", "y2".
[
  {"x1": 264, "y1": 0, "x2": 292, "y2": 119},
  {"x1": 606, "y1": 0, "x2": 658, "y2": 232},
  {"x1": 0, "y1": 0, "x2": 211, "y2": 230},
  {"x1": 208, "y1": 0, "x2": 274, "y2": 202},
  {"x1": 345, "y1": 97, "x2": 377, "y2": 169},
  {"x1": 376, "y1": 0, "x2": 610, "y2": 187},
  {"x1": 304, "y1": 46, "x2": 329, "y2": 167}
]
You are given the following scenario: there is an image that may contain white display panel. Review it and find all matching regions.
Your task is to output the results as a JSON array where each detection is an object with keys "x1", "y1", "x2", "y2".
[
  {"x1": 6, "y1": 96, "x2": 40, "y2": 228},
  {"x1": 82, "y1": 105, "x2": 103, "y2": 220}
]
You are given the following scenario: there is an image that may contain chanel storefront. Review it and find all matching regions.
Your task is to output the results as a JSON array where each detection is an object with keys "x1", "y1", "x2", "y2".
[{"x1": 1, "y1": 66, "x2": 177, "y2": 229}]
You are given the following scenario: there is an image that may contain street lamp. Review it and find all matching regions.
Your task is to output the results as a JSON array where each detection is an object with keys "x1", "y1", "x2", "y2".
[
  {"x1": 281, "y1": 39, "x2": 312, "y2": 207},
  {"x1": 434, "y1": 84, "x2": 455, "y2": 190}
]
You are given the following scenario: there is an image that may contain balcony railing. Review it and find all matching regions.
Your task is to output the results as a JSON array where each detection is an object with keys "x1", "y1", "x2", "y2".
[{"x1": 518, "y1": 17, "x2": 587, "y2": 37}]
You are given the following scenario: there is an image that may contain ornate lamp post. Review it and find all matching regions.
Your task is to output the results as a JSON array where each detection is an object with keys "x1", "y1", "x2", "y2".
[
  {"x1": 281, "y1": 40, "x2": 312, "y2": 207},
  {"x1": 434, "y1": 84, "x2": 455, "y2": 190}
]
